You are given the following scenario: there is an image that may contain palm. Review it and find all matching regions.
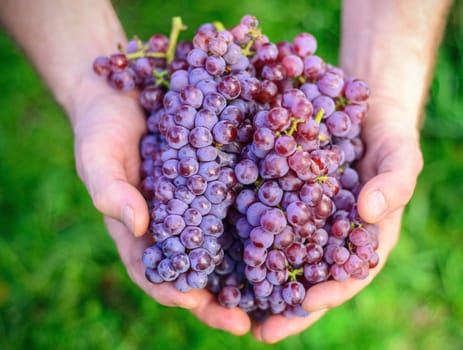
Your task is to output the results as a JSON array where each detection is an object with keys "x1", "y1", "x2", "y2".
[{"x1": 73, "y1": 89, "x2": 251, "y2": 335}]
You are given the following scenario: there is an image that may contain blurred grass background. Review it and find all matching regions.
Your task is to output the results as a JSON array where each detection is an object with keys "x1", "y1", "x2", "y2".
[{"x1": 1, "y1": 1, "x2": 462, "y2": 349}]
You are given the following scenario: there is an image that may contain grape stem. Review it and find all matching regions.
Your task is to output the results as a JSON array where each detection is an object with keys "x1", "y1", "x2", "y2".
[
  {"x1": 153, "y1": 69, "x2": 170, "y2": 88},
  {"x1": 241, "y1": 28, "x2": 262, "y2": 56},
  {"x1": 350, "y1": 221, "x2": 363, "y2": 230},
  {"x1": 287, "y1": 267, "x2": 304, "y2": 281},
  {"x1": 213, "y1": 21, "x2": 226, "y2": 32},
  {"x1": 315, "y1": 175, "x2": 328, "y2": 183},
  {"x1": 335, "y1": 96, "x2": 350, "y2": 109},
  {"x1": 284, "y1": 117, "x2": 305, "y2": 136},
  {"x1": 126, "y1": 50, "x2": 166, "y2": 60},
  {"x1": 254, "y1": 178, "x2": 264, "y2": 190},
  {"x1": 166, "y1": 16, "x2": 187, "y2": 64},
  {"x1": 314, "y1": 108, "x2": 324, "y2": 124}
]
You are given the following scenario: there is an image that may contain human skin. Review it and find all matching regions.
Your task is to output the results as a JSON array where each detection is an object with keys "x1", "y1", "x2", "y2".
[
  {"x1": 252, "y1": 0, "x2": 452, "y2": 342},
  {"x1": 0, "y1": 0, "x2": 452, "y2": 343}
]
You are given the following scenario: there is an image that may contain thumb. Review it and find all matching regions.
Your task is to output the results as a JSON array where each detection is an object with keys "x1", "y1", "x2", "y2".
[
  {"x1": 79, "y1": 155, "x2": 149, "y2": 237},
  {"x1": 357, "y1": 137, "x2": 423, "y2": 223}
]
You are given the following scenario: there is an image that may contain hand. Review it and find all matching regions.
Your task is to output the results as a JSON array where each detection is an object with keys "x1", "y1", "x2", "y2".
[
  {"x1": 251, "y1": 100, "x2": 423, "y2": 343},
  {"x1": 71, "y1": 74, "x2": 251, "y2": 335}
]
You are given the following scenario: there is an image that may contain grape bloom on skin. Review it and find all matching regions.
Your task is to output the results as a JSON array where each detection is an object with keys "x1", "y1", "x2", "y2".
[{"x1": 93, "y1": 14, "x2": 377, "y2": 320}]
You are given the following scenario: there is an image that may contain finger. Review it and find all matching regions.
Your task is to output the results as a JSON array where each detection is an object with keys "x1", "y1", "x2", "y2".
[
  {"x1": 78, "y1": 145, "x2": 149, "y2": 236},
  {"x1": 106, "y1": 217, "x2": 203, "y2": 309},
  {"x1": 107, "y1": 217, "x2": 251, "y2": 334},
  {"x1": 357, "y1": 138, "x2": 423, "y2": 223},
  {"x1": 73, "y1": 93, "x2": 149, "y2": 236},
  {"x1": 190, "y1": 292, "x2": 252, "y2": 336},
  {"x1": 303, "y1": 210, "x2": 402, "y2": 312},
  {"x1": 252, "y1": 310, "x2": 327, "y2": 344}
]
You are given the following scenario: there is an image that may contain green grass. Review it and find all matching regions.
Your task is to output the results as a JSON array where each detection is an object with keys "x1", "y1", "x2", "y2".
[{"x1": 1, "y1": 1, "x2": 462, "y2": 349}]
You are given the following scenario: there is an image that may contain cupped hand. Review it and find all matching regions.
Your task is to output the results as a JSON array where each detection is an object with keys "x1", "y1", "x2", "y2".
[
  {"x1": 70, "y1": 74, "x2": 251, "y2": 335},
  {"x1": 252, "y1": 100, "x2": 423, "y2": 343}
]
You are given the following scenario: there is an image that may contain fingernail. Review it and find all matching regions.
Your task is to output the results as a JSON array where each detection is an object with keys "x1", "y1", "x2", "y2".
[
  {"x1": 367, "y1": 190, "x2": 386, "y2": 220},
  {"x1": 121, "y1": 205, "x2": 135, "y2": 234}
]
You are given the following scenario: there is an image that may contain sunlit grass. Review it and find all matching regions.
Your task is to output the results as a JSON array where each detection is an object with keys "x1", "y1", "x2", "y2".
[{"x1": 1, "y1": 1, "x2": 462, "y2": 349}]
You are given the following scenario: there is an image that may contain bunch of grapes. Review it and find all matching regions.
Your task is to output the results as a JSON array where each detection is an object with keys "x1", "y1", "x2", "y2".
[{"x1": 93, "y1": 15, "x2": 378, "y2": 319}]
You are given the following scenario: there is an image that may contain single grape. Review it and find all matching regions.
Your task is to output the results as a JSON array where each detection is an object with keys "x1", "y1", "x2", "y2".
[
  {"x1": 218, "y1": 286, "x2": 241, "y2": 307},
  {"x1": 282, "y1": 281, "x2": 306, "y2": 305},
  {"x1": 293, "y1": 32, "x2": 317, "y2": 57}
]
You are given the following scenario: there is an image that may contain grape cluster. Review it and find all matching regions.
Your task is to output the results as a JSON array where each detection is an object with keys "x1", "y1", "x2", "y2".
[{"x1": 93, "y1": 15, "x2": 379, "y2": 319}]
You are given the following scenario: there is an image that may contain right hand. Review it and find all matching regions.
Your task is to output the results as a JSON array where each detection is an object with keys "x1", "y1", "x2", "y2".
[{"x1": 252, "y1": 100, "x2": 423, "y2": 343}]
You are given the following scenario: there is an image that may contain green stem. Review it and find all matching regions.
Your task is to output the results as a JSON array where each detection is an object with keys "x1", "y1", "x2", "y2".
[
  {"x1": 242, "y1": 39, "x2": 255, "y2": 56},
  {"x1": 283, "y1": 117, "x2": 305, "y2": 136},
  {"x1": 145, "y1": 52, "x2": 168, "y2": 59},
  {"x1": 350, "y1": 221, "x2": 363, "y2": 230},
  {"x1": 254, "y1": 178, "x2": 264, "y2": 191},
  {"x1": 213, "y1": 21, "x2": 226, "y2": 32},
  {"x1": 153, "y1": 69, "x2": 170, "y2": 88},
  {"x1": 314, "y1": 108, "x2": 324, "y2": 124},
  {"x1": 315, "y1": 175, "x2": 328, "y2": 183},
  {"x1": 166, "y1": 16, "x2": 187, "y2": 64},
  {"x1": 126, "y1": 51, "x2": 144, "y2": 60},
  {"x1": 241, "y1": 28, "x2": 262, "y2": 56},
  {"x1": 288, "y1": 267, "x2": 304, "y2": 281},
  {"x1": 336, "y1": 96, "x2": 350, "y2": 109}
]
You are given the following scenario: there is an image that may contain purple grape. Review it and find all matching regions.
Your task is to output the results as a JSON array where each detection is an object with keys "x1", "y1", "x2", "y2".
[
  {"x1": 180, "y1": 226, "x2": 204, "y2": 249},
  {"x1": 267, "y1": 269, "x2": 289, "y2": 286},
  {"x1": 218, "y1": 286, "x2": 241, "y2": 307},
  {"x1": 145, "y1": 268, "x2": 164, "y2": 284},
  {"x1": 284, "y1": 242, "x2": 307, "y2": 267},
  {"x1": 246, "y1": 202, "x2": 270, "y2": 227},
  {"x1": 180, "y1": 85, "x2": 204, "y2": 109},
  {"x1": 205, "y1": 55, "x2": 226, "y2": 76},
  {"x1": 345, "y1": 79, "x2": 370, "y2": 103},
  {"x1": 187, "y1": 48, "x2": 208, "y2": 67},
  {"x1": 260, "y1": 208, "x2": 287, "y2": 234},
  {"x1": 162, "y1": 236, "x2": 186, "y2": 257},
  {"x1": 317, "y1": 72, "x2": 344, "y2": 98},
  {"x1": 243, "y1": 242, "x2": 268, "y2": 267},
  {"x1": 203, "y1": 92, "x2": 227, "y2": 114},
  {"x1": 245, "y1": 264, "x2": 267, "y2": 283},
  {"x1": 187, "y1": 270, "x2": 209, "y2": 289},
  {"x1": 142, "y1": 245, "x2": 163, "y2": 269},
  {"x1": 157, "y1": 258, "x2": 178, "y2": 281},
  {"x1": 253, "y1": 279, "x2": 273, "y2": 298},
  {"x1": 234, "y1": 159, "x2": 259, "y2": 185},
  {"x1": 293, "y1": 32, "x2": 317, "y2": 57},
  {"x1": 161, "y1": 159, "x2": 178, "y2": 179},
  {"x1": 170, "y1": 69, "x2": 189, "y2": 92},
  {"x1": 304, "y1": 261, "x2": 329, "y2": 284},
  {"x1": 199, "y1": 214, "x2": 224, "y2": 236},
  {"x1": 189, "y1": 248, "x2": 213, "y2": 272},
  {"x1": 204, "y1": 181, "x2": 228, "y2": 204},
  {"x1": 282, "y1": 281, "x2": 306, "y2": 305},
  {"x1": 265, "y1": 250, "x2": 287, "y2": 271},
  {"x1": 249, "y1": 226, "x2": 274, "y2": 249},
  {"x1": 212, "y1": 120, "x2": 237, "y2": 144},
  {"x1": 349, "y1": 227, "x2": 371, "y2": 247},
  {"x1": 174, "y1": 273, "x2": 192, "y2": 292}
]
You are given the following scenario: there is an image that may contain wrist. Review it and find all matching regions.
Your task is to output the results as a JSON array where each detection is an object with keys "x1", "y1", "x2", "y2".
[
  {"x1": 341, "y1": 31, "x2": 430, "y2": 127},
  {"x1": 340, "y1": 0, "x2": 452, "y2": 129},
  {"x1": 0, "y1": 0, "x2": 128, "y2": 118}
]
